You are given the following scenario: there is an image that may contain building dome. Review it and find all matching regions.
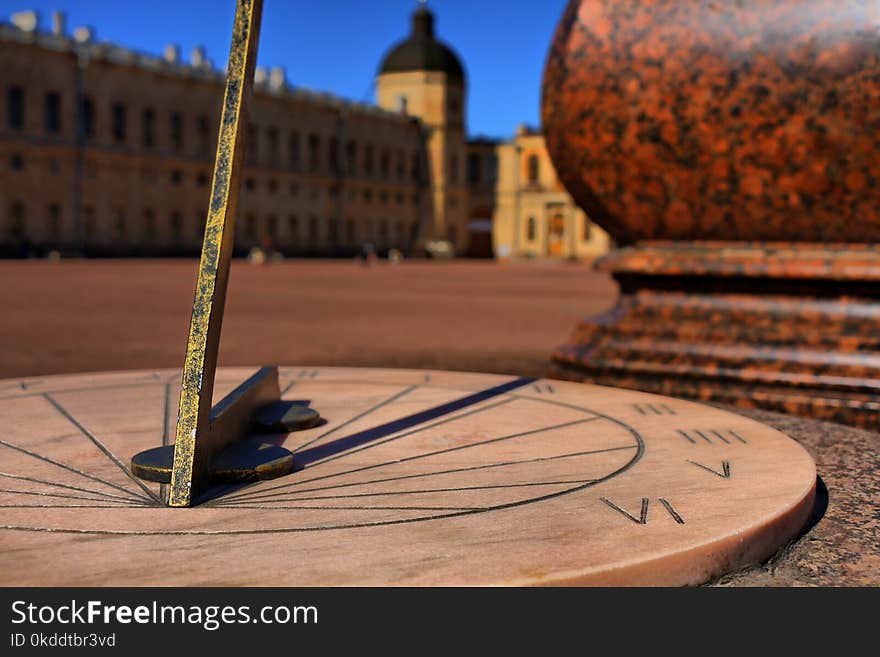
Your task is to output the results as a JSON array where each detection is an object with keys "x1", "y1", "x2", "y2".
[{"x1": 379, "y1": 5, "x2": 465, "y2": 84}]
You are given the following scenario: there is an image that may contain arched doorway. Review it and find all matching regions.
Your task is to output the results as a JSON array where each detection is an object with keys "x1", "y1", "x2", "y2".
[{"x1": 547, "y1": 213, "x2": 565, "y2": 257}]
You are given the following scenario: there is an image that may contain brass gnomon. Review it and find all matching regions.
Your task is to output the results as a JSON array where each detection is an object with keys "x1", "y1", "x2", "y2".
[{"x1": 130, "y1": 0, "x2": 320, "y2": 506}]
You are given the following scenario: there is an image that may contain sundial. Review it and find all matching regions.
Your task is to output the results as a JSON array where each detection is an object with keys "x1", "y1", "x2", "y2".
[{"x1": 0, "y1": 0, "x2": 818, "y2": 586}]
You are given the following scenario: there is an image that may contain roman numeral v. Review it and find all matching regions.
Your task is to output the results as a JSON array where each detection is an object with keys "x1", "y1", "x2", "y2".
[{"x1": 601, "y1": 497, "x2": 685, "y2": 524}]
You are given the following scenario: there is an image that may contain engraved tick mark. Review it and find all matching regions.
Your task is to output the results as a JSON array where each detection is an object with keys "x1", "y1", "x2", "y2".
[
  {"x1": 633, "y1": 403, "x2": 675, "y2": 416},
  {"x1": 677, "y1": 429, "x2": 747, "y2": 445}
]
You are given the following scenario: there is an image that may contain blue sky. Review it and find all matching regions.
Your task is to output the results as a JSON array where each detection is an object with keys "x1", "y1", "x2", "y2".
[{"x1": 0, "y1": 0, "x2": 567, "y2": 139}]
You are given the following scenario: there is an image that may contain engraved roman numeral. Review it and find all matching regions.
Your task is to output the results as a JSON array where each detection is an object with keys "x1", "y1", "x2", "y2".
[
  {"x1": 688, "y1": 460, "x2": 731, "y2": 478},
  {"x1": 676, "y1": 429, "x2": 747, "y2": 445},
  {"x1": 632, "y1": 402, "x2": 676, "y2": 415},
  {"x1": 297, "y1": 370, "x2": 319, "y2": 379},
  {"x1": 600, "y1": 497, "x2": 685, "y2": 524},
  {"x1": 532, "y1": 383, "x2": 555, "y2": 394}
]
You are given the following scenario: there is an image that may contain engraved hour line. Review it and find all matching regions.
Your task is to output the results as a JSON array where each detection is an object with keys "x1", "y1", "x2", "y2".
[
  {"x1": 0, "y1": 438, "x2": 149, "y2": 503},
  {"x1": 0, "y1": 471, "x2": 150, "y2": 503},
  {"x1": 532, "y1": 383, "x2": 555, "y2": 393},
  {"x1": 601, "y1": 497, "x2": 685, "y2": 524},
  {"x1": 0, "y1": 504, "x2": 149, "y2": 509},
  {"x1": 42, "y1": 393, "x2": 163, "y2": 505},
  {"x1": 280, "y1": 380, "x2": 296, "y2": 396},
  {"x1": 212, "y1": 396, "x2": 518, "y2": 502},
  {"x1": 0, "y1": 380, "x2": 161, "y2": 403},
  {"x1": 291, "y1": 384, "x2": 419, "y2": 454},
  {"x1": 0, "y1": 487, "x2": 152, "y2": 505},
  {"x1": 210, "y1": 504, "x2": 484, "y2": 512},
  {"x1": 214, "y1": 415, "x2": 604, "y2": 504},
  {"x1": 688, "y1": 460, "x2": 732, "y2": 478},
  {"x1": 217, "y1": 479, "x2": 598, "y2": 505},
  {"x1": 210, "y1": 444, "x2": 637, "y2": 504}
]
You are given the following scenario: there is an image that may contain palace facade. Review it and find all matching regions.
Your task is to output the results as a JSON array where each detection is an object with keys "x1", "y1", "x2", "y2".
[{"x1": 0, "y1": 5, "x2": 609, "y2": 259}]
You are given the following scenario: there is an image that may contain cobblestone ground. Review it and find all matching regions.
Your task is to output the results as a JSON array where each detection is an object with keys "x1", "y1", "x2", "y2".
[{"x1": 0, "y1": 259, "x2": 616, "y2": 379}]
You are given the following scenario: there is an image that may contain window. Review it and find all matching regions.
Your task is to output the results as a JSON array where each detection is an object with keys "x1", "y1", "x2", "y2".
[
  {"x1": 245, "y1": 177, "x2": 255, "y2": 192},
  {"x1": 411, "y1": 152, "x2": 421, "y2": 182},
  {"x1": 78, "y1": 96, "x2": 94, "y2": 139},
  {"x1": 288, "y1": 214, "x2": 299, "y2": 239},
  {"x1": 9, "y1": 202, "x2": 25, "y2": 239},
  {"x1": 143, "y1": 209, "x2": 156, "y2": 239},
  {"x1": 170, "y1": 211, "x2": 183, "y2": 238},
  {"x1": 308, "y1": 215, "x2": 318, "y2": 242},
  {"x1": 114, "y1": 208, "x2": 126, "y2": 236},
  {"x1": 83, "y1": 206, "x2": 96, "y2": 240},
  {"x1": 467, "y1": 154, "x2": 481, "y2": 185},
  {"x1": 364, "y1": 144, "x2": 374, "y2": 176},
  {"x1": 47, "y1": 204, "x2": 61, "y2": 236},
  {"x1": 170, "y1": 170, "x2": 182, "y2": 185},
  {"x1": 111, "y1": 103, "x2": 126, "y2": 143},
  {"x1": 267, "y1": 179, "x2": 278, "y2": 194},
  {"x1": 526, "y1": 216, "x2": 537, "y2": 241},
  {"x1": 267, "y1": 214, "x2": 278, "y2": 240},
  {"x1": 245, "y1": 214, "x2": 257, "y2": 239},
  {"x1": 45, "y1": 92, "x2": 61, "y2": 134},
  {"x1": 142, "y1": 109, "x2": 156, "y2": 147},
  {"x1": 346, "y1": 220, "x2": 355, "y2": 244},
  {"x1": 197, "y1": 171, "x2": 209, "y2": 187},
  {"x1": 170, "y1": 112, "x2": 183, "y2": 151},
  {"x1": 379, "y1": 150, "x2": 390, "y2": 178},
  {"x1": 327, "y1": 217, "x2": 338, "y2": 244},
  {"x1": 583, "y1": 217, "x2": 592, "y2": 242},
  {"x1": 289, "y1": 183, "x2": 299, "y2": 197},
  {"x1": 449, "y1": 155, "x2": 459, "y2": 184},
  {"x1": 346, "y1": 140, "x2": 356, "y2": 176},
  {"x1": 308, "y1": 133, "x2": 320, "y2": 172},
  {"x1": 396, "y1": 150, "x2": 405, "y2": 179},
  {"x1": 196, "y1": 115, "x2": 211, "y2": 155},
  {"x1": 397, "y1": 95, "x2": 408, "y2": 113},
  {"x1": 328, "y1": 137, "x2": 339, "y2": 174},
  {"x1": 247, "y1": 123, "x2": 259, "y2": 164},
  {"x1": 288, "y1": 132, "x2": 300, "y2": 169},
  {"x1": 527, "y1": 154, "x2": 539, "y2": 184},
  {"x1": 10, "y1": 153, "x2": 24, "y2": 171},
  {"x1": 267, "y1": 127, "x2": 279, "y2": 165},
  {"x1": 487, "y1": 154, "x2": 498, "y2": 183},
  {"x1": 7, "y1": 86, "x2": 24, "y2": 130}
]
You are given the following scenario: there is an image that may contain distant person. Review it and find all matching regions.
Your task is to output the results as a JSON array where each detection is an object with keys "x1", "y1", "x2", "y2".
[{"x1": 359, "y1": 242, "x2": 377, "y2": 267}]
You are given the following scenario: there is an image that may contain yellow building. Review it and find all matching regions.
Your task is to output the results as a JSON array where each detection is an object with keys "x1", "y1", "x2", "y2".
[
  {"x1": 492, "y1": 125, "x2": 611, "y2": 260},
  {"x1": 0, "y1": 5, "x2": 609, "y2": 261}
]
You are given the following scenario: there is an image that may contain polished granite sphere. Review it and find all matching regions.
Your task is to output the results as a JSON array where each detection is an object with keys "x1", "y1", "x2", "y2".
[{"x1": 541, "y1": 0, "x2": 880, "y2": 245}]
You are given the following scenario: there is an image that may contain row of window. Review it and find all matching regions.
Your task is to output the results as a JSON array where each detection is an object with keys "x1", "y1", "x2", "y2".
[
  {"x1": 4, "y1": 202, "x2": 417, "y2": 247},
  {"x1": 5, "y1": 151, "x2": 425, "y2": 207},
  {"x1": 5, "y1": 85, "x2": 426, "y2": 182}
]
